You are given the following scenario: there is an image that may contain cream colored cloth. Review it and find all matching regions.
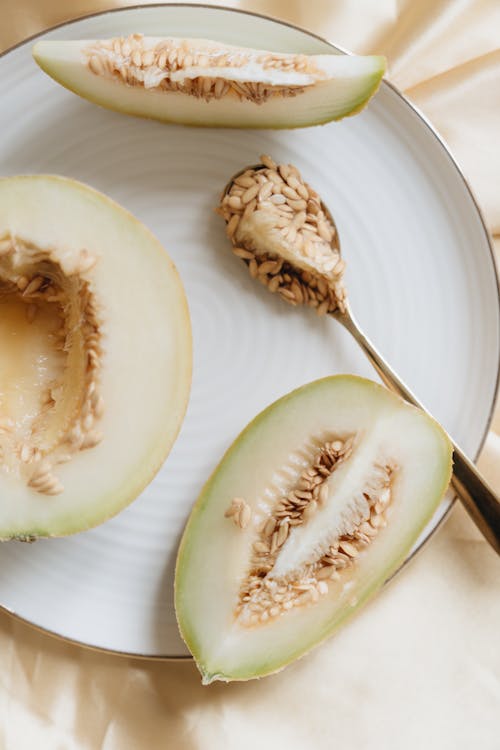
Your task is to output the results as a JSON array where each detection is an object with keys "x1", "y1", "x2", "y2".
[{"x1": 1, "y1": 2, "x2": 499, "y2": 748}]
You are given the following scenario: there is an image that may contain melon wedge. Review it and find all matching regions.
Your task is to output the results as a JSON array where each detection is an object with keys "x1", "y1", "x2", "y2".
[
  {"x1": 0, "y1": 176, "x2": 191, "y2": 540},
  {"x1": 175, "y1": 376, "x2": 452, "y2": 683},
  {"x1": 32, "y1": 36, "x2": 385, "y2": 128}
]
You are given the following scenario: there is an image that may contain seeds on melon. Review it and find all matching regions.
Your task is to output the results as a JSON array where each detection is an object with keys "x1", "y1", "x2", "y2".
[
  {"x1": 175, "y1": 376, "x2": 452, "y2": 683},
  {"x1": 32, "y1": 35, "x2": 386, "y2": 128},
  {"x1": 0, "y1": 176, "x2": 191, "y2": 540},
  {"x1": 0, "y1": 234, "x2": 103, "y2": 497}
]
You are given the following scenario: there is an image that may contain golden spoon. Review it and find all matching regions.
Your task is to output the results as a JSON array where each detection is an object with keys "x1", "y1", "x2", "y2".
[{"x1": 219, "y1": 155, "x2": 500, "y2": 555}]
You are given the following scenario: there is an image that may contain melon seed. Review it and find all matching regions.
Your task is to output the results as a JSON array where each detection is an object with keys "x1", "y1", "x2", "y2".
[
  {"x1": 0, "y1": 233, "x2": 104, "y2": 496},
  {"x1": 84, "y1": 35, "x2": 309, "y2": 104},
  {"x1": 233, "y1": 432, "x2": 395, "y2": 626}
]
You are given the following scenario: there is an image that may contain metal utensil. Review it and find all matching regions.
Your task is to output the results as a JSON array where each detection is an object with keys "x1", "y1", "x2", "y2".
[{"x1": 223, "y1": 163, "x2": 500, "y2": 554}]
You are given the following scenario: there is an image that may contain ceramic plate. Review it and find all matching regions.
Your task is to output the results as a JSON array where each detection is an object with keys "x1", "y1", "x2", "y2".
[{"x1": 0, "y1": 4, "x2": 498, "y2": 657}]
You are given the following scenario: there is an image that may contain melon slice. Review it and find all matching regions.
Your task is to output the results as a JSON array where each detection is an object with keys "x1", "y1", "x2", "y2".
[
  {"x1": 32, "y1": 35, "x2": 386, "y2": 129},
  {"x1": 0, "y1": 176, "x2": 191, "y2": 540},
  {"x1": 175, "y1": 376, "x2": 452, "y2": 683}
]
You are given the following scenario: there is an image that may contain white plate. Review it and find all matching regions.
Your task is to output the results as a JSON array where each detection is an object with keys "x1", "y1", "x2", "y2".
[{"x1": 0, "y1": 5, "x2": 498, "y2": 658}]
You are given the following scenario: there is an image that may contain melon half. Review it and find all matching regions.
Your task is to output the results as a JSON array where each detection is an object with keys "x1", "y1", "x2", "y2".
[
  {"x1": 175, "y1": 376, "x2": 452, "y2": 683},
  {"x1": 33, "y1": 36, "x2": 386, "y2": 129},
  {"x1": 0, "y1": 176, "x2": 191, "y2": 540}
]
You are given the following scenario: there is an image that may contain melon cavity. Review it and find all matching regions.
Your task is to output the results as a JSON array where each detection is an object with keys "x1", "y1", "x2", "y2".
[
  {"x1": 175, "y1": 376, "x2": 452, "y2": 683},
  {"x1": 33, "y1": 35, "x2": 386, "y2": 128}
]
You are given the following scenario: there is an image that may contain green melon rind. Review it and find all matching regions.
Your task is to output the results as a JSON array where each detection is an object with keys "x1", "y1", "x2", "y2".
[
  {"x1": 0, "y1": 175, "x2": 192, "y2": 541},
  {"x1": 174, "y1": 375, "x2": 452, "y2": 683},
  {"x1": 32, "y1": 42, "x2": 386, "y2": 129}
]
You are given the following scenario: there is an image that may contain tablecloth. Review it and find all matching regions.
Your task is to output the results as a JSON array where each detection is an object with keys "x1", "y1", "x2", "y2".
[{"x1": 0, "y1": 2, "x2": 499, "y2": 748}]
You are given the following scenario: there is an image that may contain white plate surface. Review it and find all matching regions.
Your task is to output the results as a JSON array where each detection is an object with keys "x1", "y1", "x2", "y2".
[{"x1": 0, "y1": 5, "x2": 498, "y2": 657}]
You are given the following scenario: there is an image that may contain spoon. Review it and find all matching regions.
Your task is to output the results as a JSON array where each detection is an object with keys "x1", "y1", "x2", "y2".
[{"x1": 219, "y1": 155, "x2": 500, "y2": 555}]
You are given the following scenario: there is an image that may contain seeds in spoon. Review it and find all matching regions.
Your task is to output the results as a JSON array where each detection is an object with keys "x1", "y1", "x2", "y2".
[{"x1": 217, "y1": 155, "x2": 346, "y2": 314}]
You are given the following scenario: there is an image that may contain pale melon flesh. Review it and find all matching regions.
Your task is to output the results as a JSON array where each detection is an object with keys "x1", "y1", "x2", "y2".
[
  {"x1": 32, "y1": 36, "x2": 386, "y2": 128},
  {"x1": 0, "y1": 176, "x2": 191, "y2": 540},
  {"x1": 175, "y1": 376, "x2": 452, "y2": 683}
]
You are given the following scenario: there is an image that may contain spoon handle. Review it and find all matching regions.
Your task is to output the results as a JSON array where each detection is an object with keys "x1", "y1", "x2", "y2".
[{"x1": 334, "y1": 305, "x2": 500, "y2": 555}]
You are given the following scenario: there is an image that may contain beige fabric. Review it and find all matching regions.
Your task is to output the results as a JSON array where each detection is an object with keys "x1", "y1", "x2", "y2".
[{"x1": 1, "y1": 1, "x2": 499, "y2": 747}]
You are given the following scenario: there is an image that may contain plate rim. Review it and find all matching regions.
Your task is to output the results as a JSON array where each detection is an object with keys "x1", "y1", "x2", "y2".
[{"x1": 1, "y1": 1, "x2": 499, "y2": 661}]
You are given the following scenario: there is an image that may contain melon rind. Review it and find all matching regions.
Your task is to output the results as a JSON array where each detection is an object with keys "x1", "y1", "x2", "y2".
[{"x1": 175, "y1": 376, "x2": 452, "y2": 683}]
